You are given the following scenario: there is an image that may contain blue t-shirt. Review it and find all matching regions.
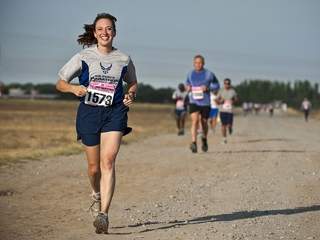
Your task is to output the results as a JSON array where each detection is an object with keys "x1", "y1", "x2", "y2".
[{"x1": 185, "y1": 69, "x2": 219, "y2": 106}]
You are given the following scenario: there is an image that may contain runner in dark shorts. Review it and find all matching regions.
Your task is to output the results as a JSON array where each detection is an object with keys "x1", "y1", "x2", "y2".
[
  {"x1": 217, "y1": 78, "x2": 238, "y2": 144},
  {"x1": 185, "y1": 55, "x2": 219, "y2": 153},
  {"x1": 56, "y1": 13, "x2": 138, "y2": 234},
  {"x1": 172, "y1": 83, "x2": 188, "y2": 135},
  {"x1": 209, "y1": 85, "x2": 220, "y2": 133},
  {"x1": 301, "y1": 98, "x2": 312, "y2": 122}
]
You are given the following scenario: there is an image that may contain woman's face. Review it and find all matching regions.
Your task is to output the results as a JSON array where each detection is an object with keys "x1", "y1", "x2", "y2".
[{"x1": 94, "y1": 18, "x2": 115, "y2": 47}]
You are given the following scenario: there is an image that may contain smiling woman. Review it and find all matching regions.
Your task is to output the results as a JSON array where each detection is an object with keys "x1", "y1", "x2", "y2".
[
  {"x1": 55, "y1": 13, "x2": 138, "y2": 234},
  {"x1": 77, "y1": 13, "x2": 117, "y2": 48}
]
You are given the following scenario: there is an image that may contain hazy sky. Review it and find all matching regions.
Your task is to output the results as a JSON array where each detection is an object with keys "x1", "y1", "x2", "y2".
[{"x1": 0, "y1": 0, "x2": 319, "y2": 87}]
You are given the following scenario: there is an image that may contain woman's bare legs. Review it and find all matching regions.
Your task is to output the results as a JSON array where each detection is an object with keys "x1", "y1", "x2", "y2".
[
  {"x1": 99, "y1": 131, "x2": 123, "y2": 214},
  {"x1": 84, "y1": 145, "x2": 101, "y2": 194}
]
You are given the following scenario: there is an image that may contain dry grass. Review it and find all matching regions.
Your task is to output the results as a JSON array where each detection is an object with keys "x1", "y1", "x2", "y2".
[
  {"x1": 286, "y1": 107, "x2": 320, "y2": 120},
  {"x1": 312, "y1": 110, "x2": 320, "y2": 120},
  {"x1": 0, "y1": 99, "x2": 177, "y2": 165}
]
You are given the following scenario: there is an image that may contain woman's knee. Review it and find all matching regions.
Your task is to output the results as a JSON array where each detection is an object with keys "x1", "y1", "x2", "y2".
[
  {"x1": 88, "y1": 163, "x2": 100, "y2": 176},
  {"x1": 100, "y1": 155, "x2": 116, "y2": 172}
]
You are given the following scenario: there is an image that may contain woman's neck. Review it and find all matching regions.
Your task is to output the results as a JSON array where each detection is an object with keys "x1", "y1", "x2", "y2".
[{"x1": 97, "y1": 44, "x2": 113, "y2": 55}]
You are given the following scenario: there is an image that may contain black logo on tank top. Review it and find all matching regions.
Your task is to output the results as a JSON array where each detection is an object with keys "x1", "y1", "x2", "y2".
[{"x1": 100, "y1": 62, "x2": 112, "y2": 74}]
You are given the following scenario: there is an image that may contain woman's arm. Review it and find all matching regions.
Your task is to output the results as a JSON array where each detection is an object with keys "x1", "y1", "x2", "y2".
[
  {"x1": 56, "y1": 53, "x2": 84, "y2": 96},
  {"x1": 56, "y1": 79, "x2": 87, "y2": 97}
]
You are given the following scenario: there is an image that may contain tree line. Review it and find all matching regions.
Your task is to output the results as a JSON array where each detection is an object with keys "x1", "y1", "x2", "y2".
[
  {"x1": 1, "y1": 80, "x2": 319, "y2": 109},
  {"x1": 235, "y1": 80, "x2": 319, "y2": 108}
]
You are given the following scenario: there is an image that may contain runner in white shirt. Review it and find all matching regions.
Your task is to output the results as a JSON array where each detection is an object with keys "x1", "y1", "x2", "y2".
[
  {"x1": 209, "y1": 84, "x2": 220, "y2": 133},
  {"x1": 56, "y1": 13, "x2": 138, "y2": 234},
  {"x1": 242, "y1": 102, "x2": 249, "y2": 116},
  {"x1": 216, "y1": 78, "x2": 238, "y2": 144},
  {"x1": 301, "y1": 98, "x2": 312, "y2": 122},
  {"x1": 172, "y1": 83, "x2": 188, "y2": 135}
]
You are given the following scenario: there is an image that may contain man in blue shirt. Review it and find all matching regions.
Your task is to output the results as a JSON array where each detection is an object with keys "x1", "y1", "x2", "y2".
[{"x1": 186, "y1": 55, "x2": 219, "y2": 153}]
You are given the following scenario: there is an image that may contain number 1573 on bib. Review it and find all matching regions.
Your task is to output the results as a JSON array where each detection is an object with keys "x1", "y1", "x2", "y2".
[{"x1": 84, "y1": 89, "x2": 114, "y2": 106}]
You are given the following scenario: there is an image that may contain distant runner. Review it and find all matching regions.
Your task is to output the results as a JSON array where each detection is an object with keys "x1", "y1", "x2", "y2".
[
  {"x1": 242, "y1": 102, "x2": 249, "y2": 116},
  {"x1": 209, "y1": 84, "x2": 220, "y2": 133},
  {"x1": 254, "y1": 103, "x2": 261, "y2": 115},
  {"x1": 268, "y1": 103, "x2": 274, "y2": 117},
  {"x1": 216, "y1": 78, "x2": 238, "y2": 144},
  {"x1": 186, "y1": 55, "x2": 219, "y2": 153},
  {"x1": 301, "y1": 98, "x2": 312, "y2": 122},
  {"x1": 172, "y1": 83, "x2": 188, "y2": 135}
]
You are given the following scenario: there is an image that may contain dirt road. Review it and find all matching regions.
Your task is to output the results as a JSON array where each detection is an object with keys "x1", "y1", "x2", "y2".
[{"x1": 1, "y1": 112, "x2": 319, "y2": 240}]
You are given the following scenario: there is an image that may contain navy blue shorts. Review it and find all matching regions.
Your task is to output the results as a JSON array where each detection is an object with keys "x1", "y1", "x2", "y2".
[
  {"x1": 175, "y1": 109, "x2": 187, "y2": 118},
  {"x1": 76, "y1": 102, "x2": 132, "y2": 146},
  {"x1": 220, "y1": 112, "x2": 234, "y2": 126}
]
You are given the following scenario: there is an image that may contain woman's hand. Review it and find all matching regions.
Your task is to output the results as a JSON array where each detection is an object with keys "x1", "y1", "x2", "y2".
[
  {"x1": 124, "y1": 80, "x2": 137, "y2": 107},
  {"x1": 123, "y1": 93, "x2": 135, "y2": 107},
  {"x1": 71, "y1": 85, "x2": 87, "y2": 97}
]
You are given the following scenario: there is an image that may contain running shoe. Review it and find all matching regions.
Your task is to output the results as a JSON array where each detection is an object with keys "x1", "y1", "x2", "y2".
[
  {"x1": 201, "y1": 137, "x2": 208, "y2": 152},
  {"x1": 190, "y1": 142, "x2": 197, "y2": 153},
  {"x1": 93, "y1": 212, "x2": 109, "y2": 234},
  {"x1": 88, "y1": 192, "x2": 101, "y2": 218},
  {"x1": 178, "y1": 129, "x2": 184, "y2": 136}
]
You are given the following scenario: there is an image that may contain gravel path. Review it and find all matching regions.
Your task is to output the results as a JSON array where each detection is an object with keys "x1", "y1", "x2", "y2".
[{"x1": 1, "y1": 113, "x2": 319, "y2": 240}]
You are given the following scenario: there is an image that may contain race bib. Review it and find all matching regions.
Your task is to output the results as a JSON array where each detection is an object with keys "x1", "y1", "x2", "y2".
[
  {"x1": 176, "y1": 99, "x2": 185, "y2": 109},
  {"x1": 84, "y1": 81, "x2": 116, "y2": 107},
  {"x1": 222, "y1": 100, "x2": 233, "y2": 111},
  {"x1": 192, "y1": 87, "x2": 204, "y2": 100}
]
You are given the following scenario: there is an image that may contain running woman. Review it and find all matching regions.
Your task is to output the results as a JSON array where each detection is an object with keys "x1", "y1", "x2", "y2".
[
  {"x1": 186, "y1": 55, "x2": 219, "y2": 153},
  {"x1": 56, "y1": 13, "x2": 138, "y2": 234},
  {"x1": 209, "y1": 84, "x2": 220, "y2": 133},
  {"x1": 216, "y1": 78, "x2": 238, "y2": 144},
  {"x1": 301, "y1": 98, "x2": 312, "y2": 122},
  {"x1": 172, "y1": 83, "x2": 188, "y2": 135}
]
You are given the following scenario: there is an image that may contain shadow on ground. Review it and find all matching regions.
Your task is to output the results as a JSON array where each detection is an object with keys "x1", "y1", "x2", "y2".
[
  {"x1": 240, "y1": 138, "x2": 294, "y2": 143},
  {"x1": 110, "y1": 204, "x2": 320, "y2": 235},
  {"x1": 211, "y1": 149, "x2": 307, "y2": 154}
]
